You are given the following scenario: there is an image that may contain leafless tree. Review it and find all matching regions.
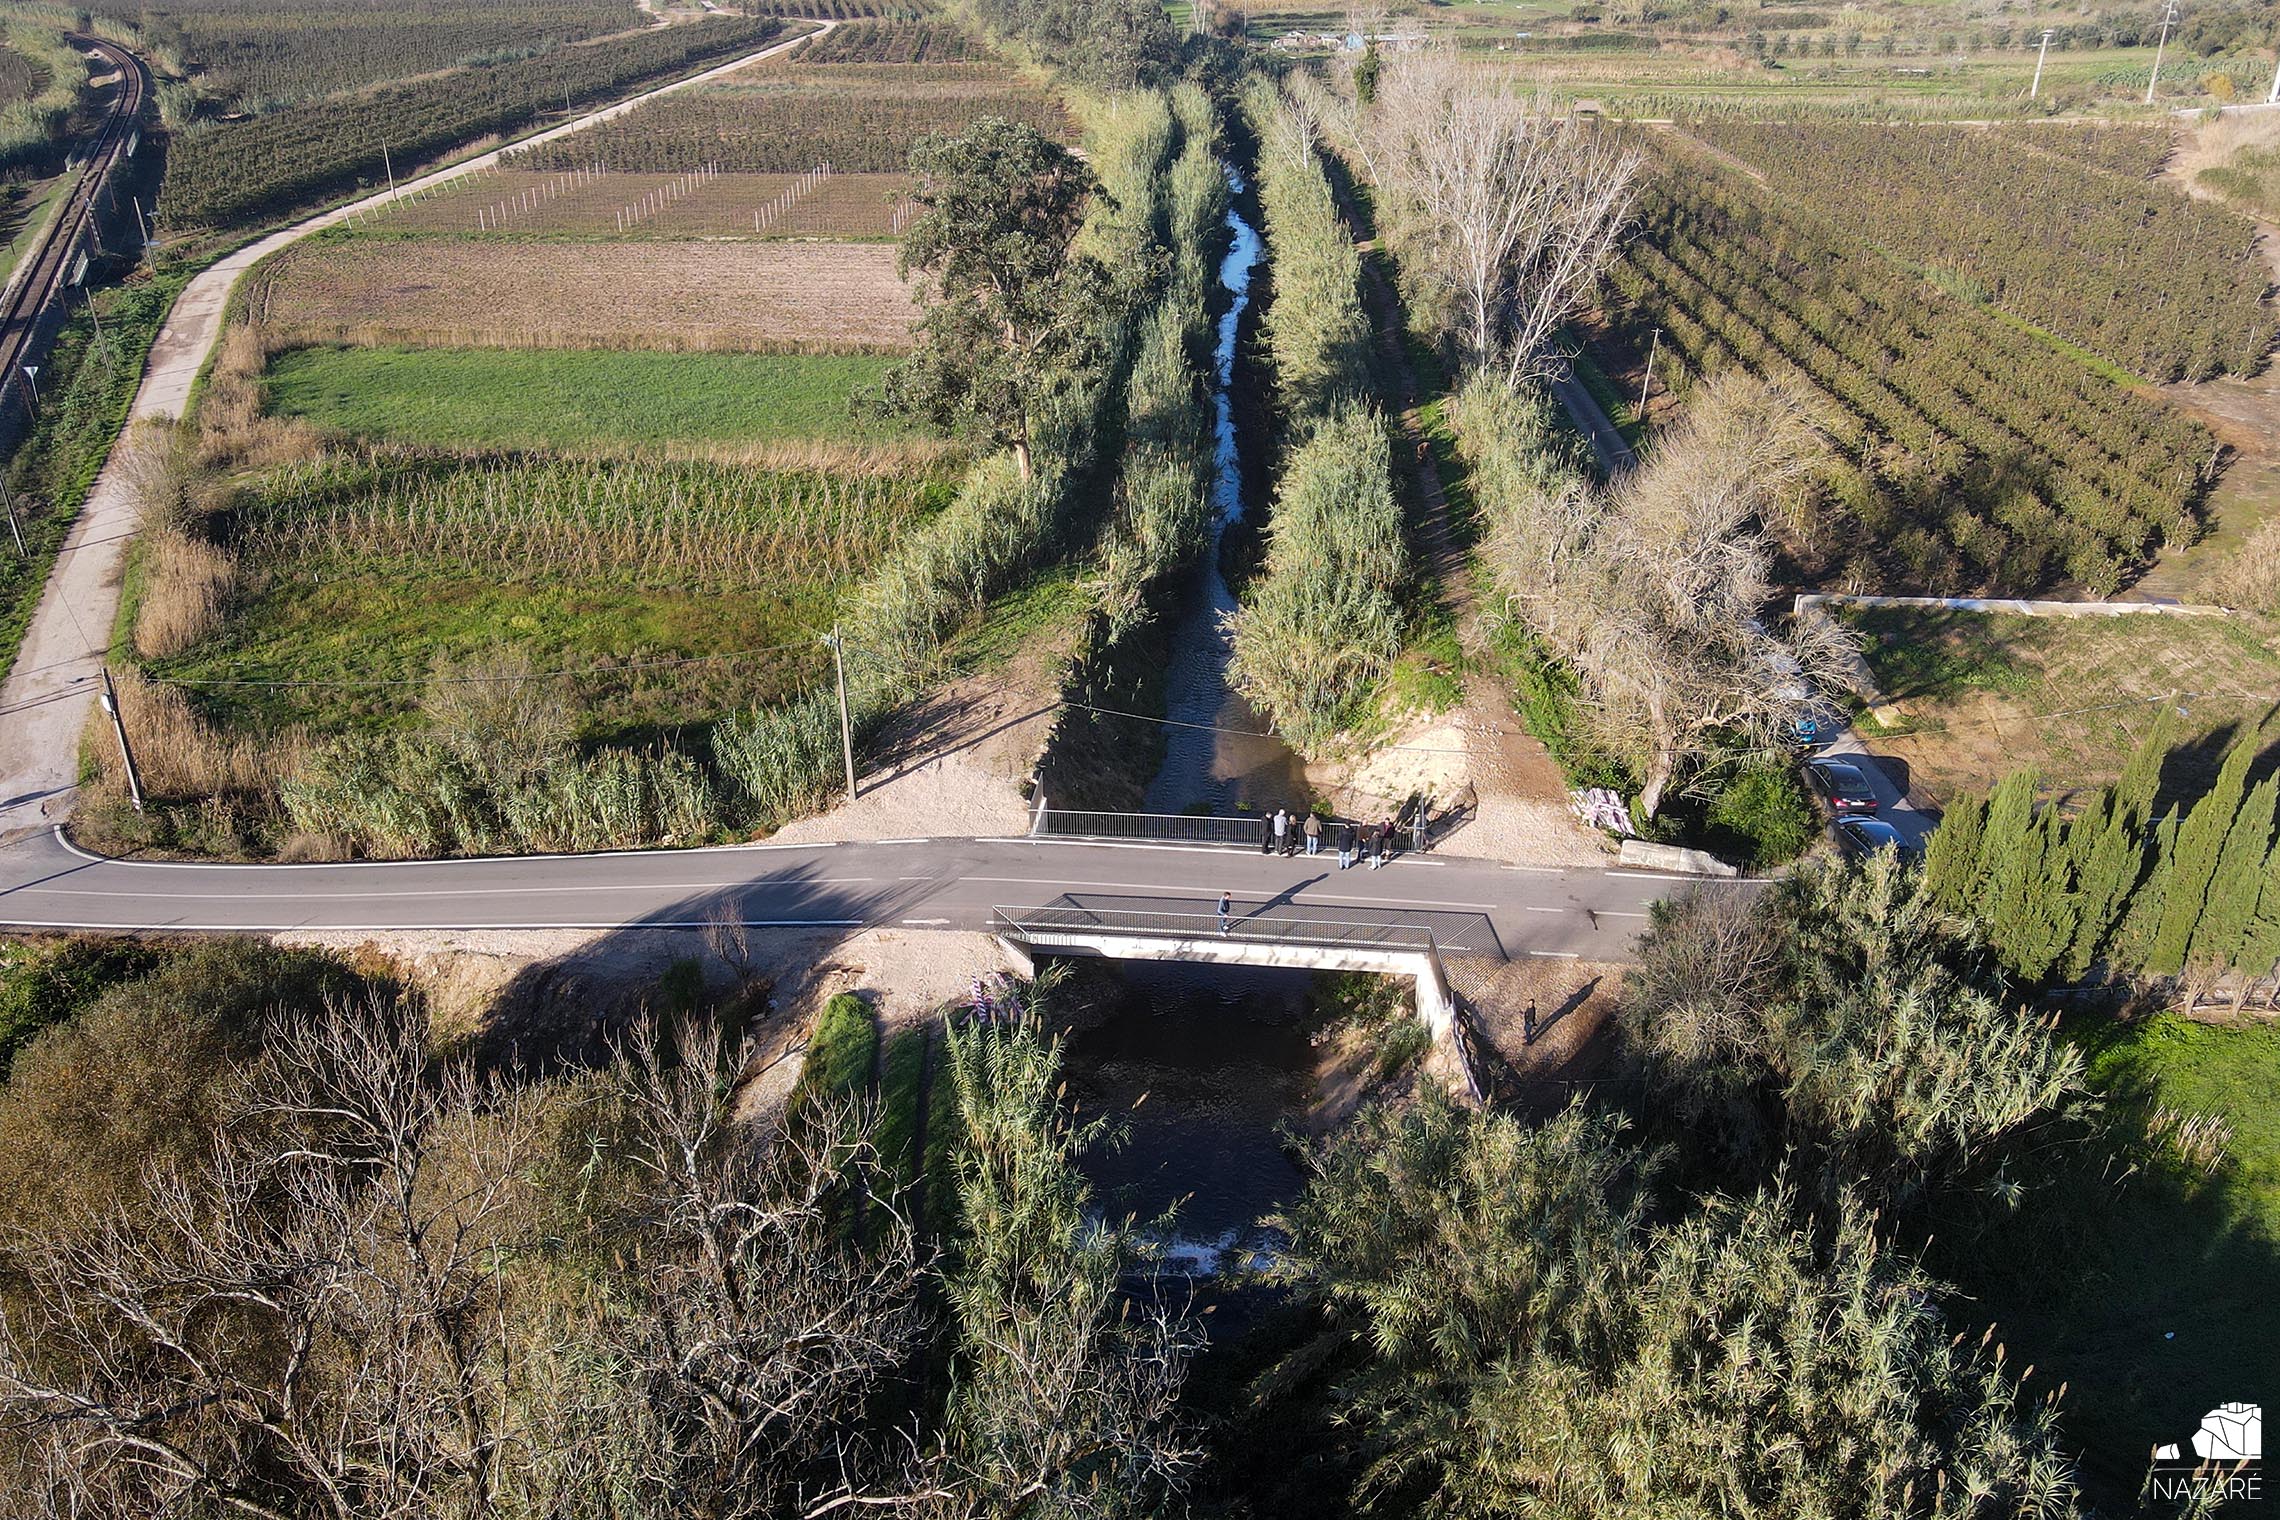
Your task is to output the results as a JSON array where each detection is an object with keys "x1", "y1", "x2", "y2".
[
  {"x1": 1364, "y1": 49, "x2": 1642, "y2": 384},
  {"x1": 1486, "y1": 374, "x2": 1861, "y2": 817},
  {"x1": 0, "y1": 996, "x2": 925, "y2": 1520},
  {"x1": 0, "y1": 991, "x2": 552, "y2": 1520}
]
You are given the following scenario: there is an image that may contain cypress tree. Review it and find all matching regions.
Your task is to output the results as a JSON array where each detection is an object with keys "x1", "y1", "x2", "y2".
[
  {"x1": 2116, "y1": 806, "x2": 2182, "y2": 972},
  {"x1": 2238, "y1": 839, "x2": 2280, "y2": 984},
  {"x1": 2195, "y1": 775, "x2": 2279, "y2": 973},
  {"x1": 2145, "y1": 730, "x2": 2261, "y2": 977},
  {"x1": 2064, "y1": 712, "x2": 2180, "y2": 980},
  {"x1": 1995, "y1": 808, "x2": 2079, "y2": 982},
  {"x1": 1922, "y1": 792, "x2": 1985, "y2": 913},
  {"x1": 1974, "y1": 768, "x2": 2041, "y2": 933}
]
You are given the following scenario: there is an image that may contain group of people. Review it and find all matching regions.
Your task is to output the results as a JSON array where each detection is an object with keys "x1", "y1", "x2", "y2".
[{"x1": 1258, "y1": 806, "x2": 1404, "y2": 870}]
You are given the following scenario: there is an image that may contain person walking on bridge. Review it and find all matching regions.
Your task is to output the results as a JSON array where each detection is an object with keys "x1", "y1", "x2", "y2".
[
  {"x1": 1303, "y1": 811, "x2": 1321, "y2": 856},
  {"x1": 1218, "y1": 890, "x2": 1233, "y2": 935}
]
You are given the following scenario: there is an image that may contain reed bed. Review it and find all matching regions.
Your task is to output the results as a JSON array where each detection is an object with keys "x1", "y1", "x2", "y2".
[{"x1": 235, "y1": 453, "x2": 945, "y2": 590}]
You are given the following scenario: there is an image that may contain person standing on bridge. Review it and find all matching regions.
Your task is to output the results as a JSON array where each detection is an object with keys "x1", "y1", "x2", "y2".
[
  {"x1": 1259, "y1": 812, "x2": 1273, "y2": 854},
  {"x1": 1218, "y1": 890, "x2": 1233, "y2": 935},
  {"x1": 1374, "y1": 815, "x2": 1395, "y2": 869},
  {"x1": 1272, "y1": 808, "x2": 1290, "y2": 857},
  {"x1": 1303, "y1": 811, "x2": 1321, "y2": 856},
  {"x1": 1337, "y1": 819, "x2": 1356, "y2": 869}
]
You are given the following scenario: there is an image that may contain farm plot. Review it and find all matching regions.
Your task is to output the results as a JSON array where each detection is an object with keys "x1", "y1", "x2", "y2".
[
  {"x1": 263, "y1": 346, "x2": 916, "y2": 453},
  {"x1": 504, "y1": 61, "x2": 1070, "y2": 175},
  {"x1": 150, "y1": 452, "x2": 950, "y2": 742},
  {"x1": 1599, "y1": 143, "x2": 2218, "y2": 596},
  {"x1": 351, "y1": 165, "x2": 909, "y2": 239},
  {"x1": 245, "y1": 236, "x2": 919, "y2": 352}
]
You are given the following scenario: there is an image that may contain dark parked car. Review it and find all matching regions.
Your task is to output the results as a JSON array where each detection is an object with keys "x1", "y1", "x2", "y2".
[
  {"x1": 1834, "y1": 816, "x2": 1910, "y2": 860},
  {"x1": 1805, "y1": 758, "x2": 1880, "y2": 815}
]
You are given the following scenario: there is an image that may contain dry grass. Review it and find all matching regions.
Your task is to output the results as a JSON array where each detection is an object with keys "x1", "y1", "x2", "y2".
[
  {"x1": 2211, "y1": 519, "x2": 2280, "y2": 616},
  {"x1": 96, "y1": 670, "x2": 298, "y2": 801},
  {"x1": 197, "y1": 325, "x2": 327, "y2": 469},
  {"x1": 245, "y1": 239, "x2": 918, "y2": 354},
  {"x1": 134, "y1": 531, "x2": 239, "y2": 659}
]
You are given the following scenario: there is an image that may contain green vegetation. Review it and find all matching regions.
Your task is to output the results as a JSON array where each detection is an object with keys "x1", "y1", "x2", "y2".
[
  {"x1": 0, "y1": 937, "x2": 160, "y2": 1081},
  {"x1": 1700, "y1": 762, "x2": 1818, "y2": 868},
  {"x1": 800, "y1": 992, "x2": 878, "y2": 1102},
  {"x1": 506, "y1": 61, "x2": 1070, "y2": 174},
  {"x1": 0, "y1": 268, "x2": 194, "y2": 685},
  {"x1": 0, "y1": 20, "x2": 88, "y2": 171},
  {"x1": 160, "y1": 15, "x2": 787, "y2": 230},
  {"x1": 264, "y1": 346, "x2": 911, "y2": 452},
  {"x1": 1603, "y1": 142, "x2": 2217, "y2": 594},
  {"x1": 1926, "y1": 716, "x2": 2280, "y2": 987},
  {"x1": 1690, "y1": 119, "x2": 2272, "y2": 382},
  {"x1": 1228, "y1": 79, "x2": 1405, "y2": 755},
  {"x1": 99, "y1": 0, "x2": 636, "y2": 113}
]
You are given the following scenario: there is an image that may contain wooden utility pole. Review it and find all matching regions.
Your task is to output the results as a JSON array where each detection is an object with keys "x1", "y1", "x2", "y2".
[
  {"x1": 99, "y1": 667, "x2": 145, "y2": 812},
  {"x1": 1637, "y1": 327, "x2": 1661, "y2": 418},
  {"x1": 1, "y1": 478, "x2": 24, "y2": 557},
  {"x1": 824, "y1": 625, "x2": 856, "y2": 804}
]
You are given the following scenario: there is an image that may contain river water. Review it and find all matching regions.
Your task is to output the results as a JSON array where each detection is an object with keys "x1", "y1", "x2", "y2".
[
  {"x1": 1140, "y1": 170, "x2": 1308, "y2": 815},
  {"x1": 1067, "y1": 171, "x2": 1323, "y2": 1278}
]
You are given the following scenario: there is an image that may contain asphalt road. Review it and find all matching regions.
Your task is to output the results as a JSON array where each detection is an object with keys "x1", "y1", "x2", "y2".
[{"x1": 0, "y1": 828, "x2": 1704, "y2": 961}]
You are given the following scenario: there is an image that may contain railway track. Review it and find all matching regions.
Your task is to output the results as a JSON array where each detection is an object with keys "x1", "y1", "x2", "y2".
[{"x1": 0, "y1": 34, "x2": 147, "y2": 427}]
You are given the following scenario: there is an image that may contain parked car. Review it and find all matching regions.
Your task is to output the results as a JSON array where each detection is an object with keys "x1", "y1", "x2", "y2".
[
  {"x1": 1804, "y1": 758, "x2": 1880, "y2": 815},
  {"x1": 1834, "y1": 816, "x2": 1911, "y2": 860}
]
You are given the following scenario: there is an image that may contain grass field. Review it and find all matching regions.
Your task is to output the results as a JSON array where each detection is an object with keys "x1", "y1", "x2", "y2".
[
  {"x1": 1847, "y1": 607, "x2": 2280, "y2": 800},
  {"x1": 265, "y1": 346, "x2": 911, "y2": 452},
  {"x1": 248, "y1": 237, "x2": 917, "y2": 353},
  {"x1": 1928, "y1": 1012, "x2": 2280, "y2": 1506}
]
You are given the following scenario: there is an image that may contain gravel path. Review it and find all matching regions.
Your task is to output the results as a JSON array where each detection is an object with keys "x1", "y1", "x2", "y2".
[{"x1": 0, "y1": 21, "x2": 833, "y2": 841}]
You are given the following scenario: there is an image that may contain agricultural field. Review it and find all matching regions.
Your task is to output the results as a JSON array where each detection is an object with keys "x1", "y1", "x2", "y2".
[
  {"x1": 1595, "y1": 137, "x2": 2222, "y2": 595},
  {"x1": 1844, "y1": 605, "x2": 2280, "y2": 799},
  {"x1": 111, "y1": 0, "x2": 639, "y2": 112},
  {"x1": 245, "y1": 236, "x2": 918, "y2": 352},
  {"x1": 506, "y1": 57, "x2": 1070, "y2": 175},
  {"x1": 144, "y1": 453, "x2": 948, "y2": 740},
  {"x1": 1687, "y1": 119, "x2": 2272, "y2": 381},
  {"x1": 263, "y1": 347, "x2": 916, "y2": 453},
  {"x1": 345, "y1": 165, "x2": 911, "y2": 240},
  {"x1": 800, "y1": 20, "x2": 982, "y2": 62},
  {"x1": 157, "y1": 14, "x2": 792, "y2": 232}
]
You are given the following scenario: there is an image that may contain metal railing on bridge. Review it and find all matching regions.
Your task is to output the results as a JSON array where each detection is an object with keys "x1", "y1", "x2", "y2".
[
  {"x1": 990, "y1": 903, "x2": 1447, "y2": 955},
  {"x1": 1031, "y1": 809, "x2": 1279, "y2": 847}
]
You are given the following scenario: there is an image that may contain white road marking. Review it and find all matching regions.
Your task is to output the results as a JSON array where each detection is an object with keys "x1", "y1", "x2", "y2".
[
  {"x1": 960, "y1": 876, "x2": 1499, "y2": 910},
  {"x1": 1525, "y1": 949, "x2": 1581, "y2": 958},
  {"x1": 874, "y1": 838, "x2": 930, "y2": 845},
  {"x1": 27, "y1": 878, "x2": 883, "y2": 901},
  {"x1": 900, "y1": 918, "x2": 952, "y2": 926},
  {"x1": 45, "y1": 825, "x2": 843, "y2": 869}
]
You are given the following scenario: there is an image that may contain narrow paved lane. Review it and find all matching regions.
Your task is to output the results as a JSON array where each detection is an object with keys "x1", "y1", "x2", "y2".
[
  {"x1": 0, "y1": 21, "x2": 832, "y2": 837},
  {"x1": 0, "y1": 828, "x2": 1706, "y2": 961}
]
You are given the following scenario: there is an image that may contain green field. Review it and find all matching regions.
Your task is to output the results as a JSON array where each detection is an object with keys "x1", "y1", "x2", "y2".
[
  {"x1": 263, "y1": 345, "x2": 911, "y2": 452},
  {"x1": 1930, "y1": 1013, "x2": 2280, "y2": 1505},
  {"x1": 153, "y1": 570, "x2": 838, "y2": 743}
]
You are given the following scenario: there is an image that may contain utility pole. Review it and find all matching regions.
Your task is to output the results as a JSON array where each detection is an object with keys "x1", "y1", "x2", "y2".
[
  {"x1": 382, "y1": 139, "x2": 398, "y2": 201},
  {"x1": 2269, "y1": 54, "x2": 2279, "y2": 105},
  {"x1": 823, "y1": 624, "x2": 857, "y2": 804},
  {"x1": 83, "y1": 289, "x2": 102, "y2": 347},
  {"x1": 21, "y1": 364, "x2": 37, "y2": 407},
  {"x1": 2029, "y1": 28, "x2": 2054, "y2": 98},
  {"x1": 2144, "y1": 0, "x2": 2177, "y2": 105},
  {"x1": 99, "y1": 667, "x2": 145, "y2": 812},
  {"x1": 1637, "y1": 327, "x2": 1661, "y2": 418},
  {"x1": 133, "y1": 195, "x2": 151, "y2": 249}
]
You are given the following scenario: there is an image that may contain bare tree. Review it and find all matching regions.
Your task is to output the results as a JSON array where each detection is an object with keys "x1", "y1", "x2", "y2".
[
  {"x1": 1364, "y1": 50, "x2": 1642, "y2": 384},
  {"x1": 1484, "y1": 374, "x2": 1860, "y2": 817},
  {"x1": 0, "y1": 992, "x2": 552, "y2": 1520}
]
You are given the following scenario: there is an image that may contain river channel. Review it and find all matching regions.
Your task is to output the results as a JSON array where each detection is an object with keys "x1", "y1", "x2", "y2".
[{"x1": 1066, "y1": 167, "x2": 1325, "y2": 1276}]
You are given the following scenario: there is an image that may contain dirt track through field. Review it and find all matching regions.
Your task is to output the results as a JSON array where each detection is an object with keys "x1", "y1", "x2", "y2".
[{"x1": 0, "y1": 22, "x2": 835, "y2": 840}]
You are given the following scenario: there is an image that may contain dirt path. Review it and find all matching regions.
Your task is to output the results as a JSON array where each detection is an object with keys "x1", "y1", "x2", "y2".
[
  {"x1": 2133, "y1": 125, "x2": 2280, "y2": 602},
  {"x1": 0, "y1": 22, "x2": 833, "y2": 841},
  {"x1": 1321, "y1": 228, "x2": 1603, "y2": 868}
]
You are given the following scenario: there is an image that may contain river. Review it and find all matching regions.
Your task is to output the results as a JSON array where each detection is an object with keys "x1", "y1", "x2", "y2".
[{"x1": 1140, "y1": 168, "x2": 1308, "y2": 815}]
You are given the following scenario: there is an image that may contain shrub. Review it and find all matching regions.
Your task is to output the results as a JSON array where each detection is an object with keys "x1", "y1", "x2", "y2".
[{"x1": 1704, "y1": 763, "x2": 1818, "y2": 868}]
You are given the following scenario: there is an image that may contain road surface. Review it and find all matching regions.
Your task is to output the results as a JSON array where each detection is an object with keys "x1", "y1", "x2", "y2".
[
  {"x1": 0, "y1": 21, "x2": 833, "y2": 839},
  {"x1": 0, "y1": 826, "x2": 1703, "y2": 961}
]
